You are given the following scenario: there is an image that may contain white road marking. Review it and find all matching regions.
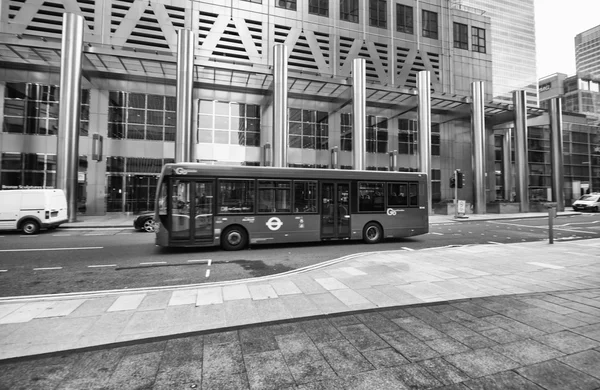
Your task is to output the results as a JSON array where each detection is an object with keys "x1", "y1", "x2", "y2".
[
  {"x1": 527, "y1": 262, "x2": 564, "y2": 269},
  {"x1": 487, "y1": 241, "x2": 503, "y2": 245},
  {"x1": 205, "y1": 269, "x2": 211, "y2": 278},
  {"x1": 401, "y1": 247, "x2": 415, "y2": 251},
  {"x1": 33, "y1": 267, "x2": 63, "y2": 271},
  {"x1": 187, "y1": 259, "x2": 211, "y2": 263},
  {"x1": 52, "y1": 234, "x2": 71, "y2": 237},
  {"x1": 117, "y1": 232, "x2": 132, "y2": 235},
  {"x1": 208, "y1": 259, "x2": 212, "y2": 266},
  {"x1": 140, "y1": 261, "x2": 167, "y2": 265},
  {"x1": 491, "y1": 221, "x2": 595, "y2": 234},
  {"x1": 88, "y1": 264, "x2": 117, "y2": 268},
  {"x1": 0, "y1": 247, "x2": 103, "y2": 253},
  {"x1": 429, "y1": 232, "x2": 443, "y2": 235},
  {"x1": 0, "y1": 270, "x2": 7, "y2": 272}
]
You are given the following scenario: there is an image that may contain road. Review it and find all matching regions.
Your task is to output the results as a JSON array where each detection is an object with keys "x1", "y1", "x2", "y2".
[{"x1": 1, "y1": 213, "x2": 599, "y2": 297}]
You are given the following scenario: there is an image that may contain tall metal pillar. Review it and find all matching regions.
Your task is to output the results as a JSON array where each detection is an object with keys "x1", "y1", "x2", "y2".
[
  {"x1": 175, "y1": 29, "x2": 195, "y2": 163},
  {"x1": 549, "y1": 97, "x2": 565, "y2": 211},
  {"x1": 471, "y1": 81, "x2": 486, "y2": 213},
  {"x1": 352, "y1": 58, "x2": 366, "y2": 170},
  {"x1": 502, "y1": 129, "x2": 513, "y2": 201},
  {"x1": 273, "y1": 44, "x2": 288, "y2": 168},
  {"x1": 57, "y1": 13, "x2": 84, "y2": 222},
  {"x1": 513, "y1": 90, "x2": 529, "y2": 212},
  {"x1": 417, "y1": 71, "x2": 432, "y2": 213}
]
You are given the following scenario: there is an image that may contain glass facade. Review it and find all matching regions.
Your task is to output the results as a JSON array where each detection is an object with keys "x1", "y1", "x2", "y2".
[{"x1": 458, "y1": 0, "x2": 538, "y2": 106}]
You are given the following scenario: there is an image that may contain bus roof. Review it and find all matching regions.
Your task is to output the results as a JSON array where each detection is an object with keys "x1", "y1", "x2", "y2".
[{"x1": 161, "y1": 163, "x2": 427, "y2": 182}]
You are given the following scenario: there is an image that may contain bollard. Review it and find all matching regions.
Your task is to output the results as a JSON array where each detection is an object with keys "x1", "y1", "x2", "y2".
[{"x1": 547, "y1": 204, "x2": 556, "y2": 244}]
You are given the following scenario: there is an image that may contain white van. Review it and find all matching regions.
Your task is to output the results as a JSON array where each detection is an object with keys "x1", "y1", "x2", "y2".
[{"x1": 0, "y1": 189, "x2": 68, "y2": 234}]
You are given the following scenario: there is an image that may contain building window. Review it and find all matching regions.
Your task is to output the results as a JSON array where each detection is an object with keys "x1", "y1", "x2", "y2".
[
  {"x1": 453, "y1": 22, "x2": 468, "y2": 49},
  {"x1": 398, "y1": 118, "x2": 417, "y2": 155},
  {"x1": 197, "y1": 100, "x2": 261, "y2": 147},
  {"x1": 242, "y1": 0, "x2": 262, "y2": 3},
  {"x1": 3, "y1": 83, "x2": 89, "y2": 136},
  {"x1": 472, "y1": 26, "x2": 486, "y2": 53},
  {"x1": 108, "y1": 92, "x2": 176, "y2": 141},
  {"x1": 289, "y1": 109, "x2": 329, "y2": 150},
  {"x1": 277, "y1": 0, "x2": 296, "y2": 10},
  {"x1": 340, "y1": 0, "x2": 359, "y2": 23},
  {"x1": 422, "y1": 10, "x2": 438, "y2": 39},
  {"x1": 309, "y1": 0, "x2": 328, "y2": 16},
  {"x1": 369, "y1": 0, "x2": 387, "y2": 28},
  {"x1": 366, "y1": 115, "x2": 388, "y2": 153},
  {"x1": 396, "y1": 4, "x2": 413, "y2": 34},
  {"x1": 340, "y1": 113, "x2": 353, "y2": 151},
  {"x1": 398, "y1": 119, "x2": 440, "y2": 156}
]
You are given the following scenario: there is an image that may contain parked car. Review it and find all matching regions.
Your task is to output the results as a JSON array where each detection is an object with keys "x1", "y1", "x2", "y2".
[
  {"x1": 133, "y1": 212, "x2": 156, "y2": 232},
  {"x1": 572, "y1": 193, "x2": 600, "y2": 212}
]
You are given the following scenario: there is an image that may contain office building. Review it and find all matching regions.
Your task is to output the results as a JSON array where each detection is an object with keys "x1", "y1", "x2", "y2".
[{"x1": 576, "y1": 24, "x2": 600, "y2": 81}]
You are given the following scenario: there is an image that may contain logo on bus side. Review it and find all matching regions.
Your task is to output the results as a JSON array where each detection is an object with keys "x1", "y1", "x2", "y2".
[
  {"x1": 387, "y1": 208, "x2": 404, "y2": 216},
  {"x1": 266, "y1": 217, "x2": 283, "y2": 231},
  {"x1": 174, "y1": 167, "x2": 188, "y2": 175}
]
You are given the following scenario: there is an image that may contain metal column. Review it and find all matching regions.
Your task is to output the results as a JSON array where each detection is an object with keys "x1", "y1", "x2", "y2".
[
  {"x1": 417, "y1": 71, "x2": 432, "y2": 213},
  {"x1": 471, "y1": 81, "x2": 486, "y2": 213},
  {"x1": 57, "y1": 13, "x2": 84, "y2": 222},
  {"x1": 273, "y1": 44, "x2": 288, "y2": 168},
  {"x1": 175, "y1": 29, "x2": 195, "y2": 163},
  {"x1": 513, "y1": 90, "x2": 529, "y2": 212},
  {"x1": 502, "y1": 129, "x2": 513, "y2": 201},
  {"x1": 352, "y1": 58, "x2": 366, "y2": 170},
  {"x1": 549, "y1": 97, "x2": 565, "y2": 211}
]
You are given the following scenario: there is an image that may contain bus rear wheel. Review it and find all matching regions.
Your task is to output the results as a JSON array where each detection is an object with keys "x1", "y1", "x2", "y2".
[
  {"x1": 363, "y1": 222, "x2": 383, "y2": 244},
  {"x1": 221, "y1": 226, "x2": 248, "y2": 251}
]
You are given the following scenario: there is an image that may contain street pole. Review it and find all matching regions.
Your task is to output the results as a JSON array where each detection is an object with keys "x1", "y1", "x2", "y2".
[{"x1": 454, "y1": 169, "x2": 458, "y2": 219}]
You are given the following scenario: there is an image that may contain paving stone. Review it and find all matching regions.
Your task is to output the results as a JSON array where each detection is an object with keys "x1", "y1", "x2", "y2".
[
  {"x1": 104, "y1": 351, "x2": 162, "y2": 390},
  {"x1": 491, "y1": 339, "x2": 564, "y2": 365},
  {"x1": 244, "y1": 350, "x2": 296, "y2": 390},
  {"x1": 558, "y1": 350, "x2": 600, "y2": 379},
  {"x1": 571, "y1": 323, "x2": 600, "y2": 342},
  {"x1": 380, "y1": 307, "x2": 411, "y2": 320},
  {"x1": 328, "y1": 314, "x2": 361, "y2": 327},
  {"x1": 380, "y1": 330, "x2": 440, "y2": 362},
  {"x1": 443, "y1": 348, "x2": 519, "y2": 378},
  {"x1": 0, "y1": 356, "x2": 78, "y2": 390},
  {"x1": 337, "y1": 324, "x2": 388, "y2": 352},
  {"x1": 202, "y1": 341, "x2": 245, "y2": 377},
  {"x1": 435, "y1": 322, "x2": 496, "y2": 349},
  {"x1": 355, "y1": 312, "x2": 401, "y2": 333},
  {"x1": 461, "y1": 370, "x2": 544, "y2": 390},
  {"x1": 276, "y1": 333, "x2": 336, "y2": 384},
  {"x1": 153, "y1": 336, "x2": 203, "y2": 390},
  {"x1": 534, "y1": 330, "x2": 600, "y2": 354},
  {"x1": 424, "y1": 336, "x2": 471, "y2": 355},
  {"x1": 296, "y1": 378, "x2": 346, "y2": 390},
  {"x1": 484, "y1": 315, "x2": 546, "y2": 338},
  {"x1": 343, "y1": 368, "x2": 409, "y2": 390},
  {"x1": 418, "y1": 357, "x2": 470, "y2": 385},
  {"x1": 517, "y1": 359, "x2": 600, "y2": 390},
  {"x1": 202, "y1": 371, "x2": 250, "y2": 390},
  {"x1": 362, "y1": 347, "x2": 409, "y2": 368},
  {"x1": 450, "y1": 301, "x2": 500, "y2": 318},
  {"x1": 479, "y1": 327, "x2": 524, "y2": 344},
  {"x1": 316, "y1": 340, "x2": 374, "y2": 376},
  {"x1": 239, "y1": 327, "x2": 279, "y2": 355},
  {"x1": 392, "y1": 316, "x2": 446, "y2": 340},
  {"x1": 388, "y1": 363, "x2": 444, "y2": 389},
  {"x1": 204, "y1": 330, "x2": 238, "y2": 345},
  {"x1": 299, "y1": 318, "x2": 344, "y2": 344}
]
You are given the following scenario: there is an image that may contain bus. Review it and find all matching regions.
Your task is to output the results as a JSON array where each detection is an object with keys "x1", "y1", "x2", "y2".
[{"x1": 154, "y1": 163, "x2": 428, "y2": 250}]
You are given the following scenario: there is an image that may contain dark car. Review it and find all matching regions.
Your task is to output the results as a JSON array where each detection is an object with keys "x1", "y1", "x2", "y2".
[{"x1": 133, "y1": 212, "x2": 156, "y2": 232}]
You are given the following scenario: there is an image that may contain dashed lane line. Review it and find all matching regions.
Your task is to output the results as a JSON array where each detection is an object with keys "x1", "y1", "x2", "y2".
[
  {"x1": 140, "y1": 261, "x2": 167, "y2": 265},
  {"x1": 88, "y1": 264, "x2": 117, "y2": 268},
  {"x1": 33, "y1": 267, "x2": 63, "y2": 271}
]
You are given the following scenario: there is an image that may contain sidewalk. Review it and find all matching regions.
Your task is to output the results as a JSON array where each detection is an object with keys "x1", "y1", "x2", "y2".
[
  {"x1": 0, "y1": 233, "x2": 599, "y2": 388},
  {"x1": 1, "y1": 211, "x2": 598, "y2": 389}
]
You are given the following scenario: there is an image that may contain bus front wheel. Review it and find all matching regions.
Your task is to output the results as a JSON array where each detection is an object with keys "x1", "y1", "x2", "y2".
[
  {"x1": 363, "y1": 222, "x2": 383, "y2": 244},
  {"x1": 221, "y1": 226, "x2": 248, "y2": 251}
]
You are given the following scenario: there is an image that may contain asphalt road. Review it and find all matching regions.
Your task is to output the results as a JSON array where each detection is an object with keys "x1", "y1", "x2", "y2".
[{"x1": 1, "y1": 213, "x2": 599, "y2": 297}]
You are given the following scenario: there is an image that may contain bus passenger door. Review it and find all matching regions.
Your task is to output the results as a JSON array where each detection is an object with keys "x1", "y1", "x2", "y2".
[
  {"x1": 321, "y1": 182, "x2": 350, "y2": 240},
  {"x1": 192, "y1": 181, "x2": 214, "y2": 244}
]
